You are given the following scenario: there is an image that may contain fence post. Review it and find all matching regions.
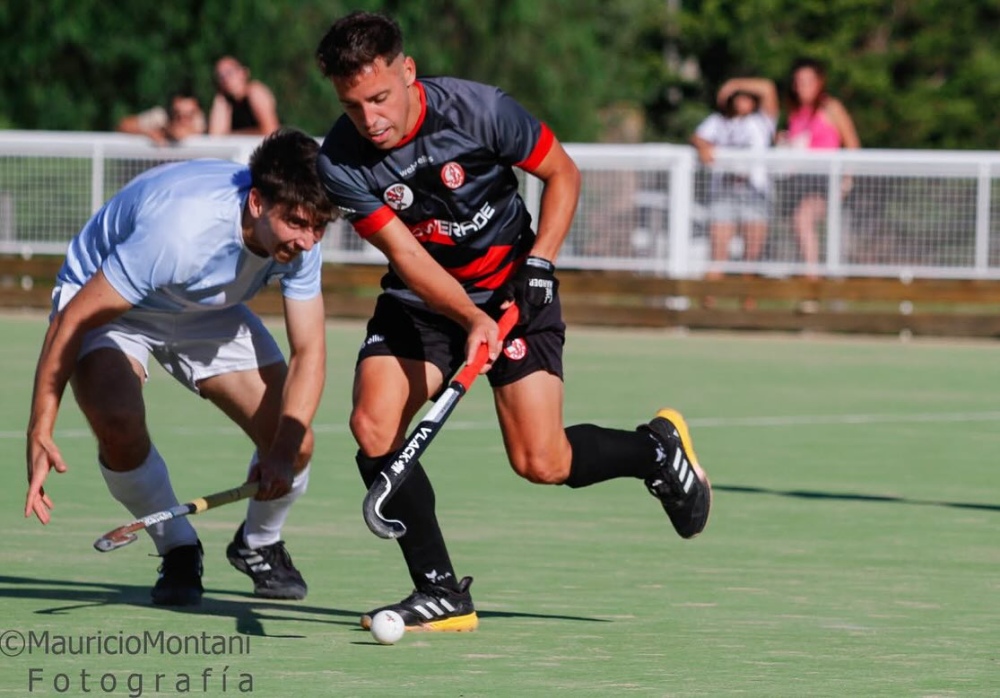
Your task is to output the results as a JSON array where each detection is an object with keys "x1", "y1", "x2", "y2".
[
  {"x1": 974, "y1": 161, "x2": 991, "y2": 275},
  {"x1": 665, "y1": 150, "x2": 694, "y2": 278},
  {"x1": 0, "y1": 192, "x2": 13, "y2": 244},
  {"x1": 523, "y1": 172, "x2": 542, "y2": 230},
  {"x1": 826, "y1": 159, "x2": 843, "y2": 276},
  {"x1": 91, "y1": 143, "x2": 105, "y2": 214}
]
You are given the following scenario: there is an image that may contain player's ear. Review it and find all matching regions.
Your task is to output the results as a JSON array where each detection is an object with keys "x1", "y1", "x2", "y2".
[
  {"x1": 402, "y1": 56, "x2": 416, "y2": 86},
  {"x1": 247, "y1": 188, "x2": 265, "y2": 217}
]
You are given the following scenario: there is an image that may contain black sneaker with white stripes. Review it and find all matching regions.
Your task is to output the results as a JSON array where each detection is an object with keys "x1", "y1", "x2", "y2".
[
  {"x1": 360, "y1": 576, "x2": 478, "y2": 632},
  {"x1": 151, "y1": 541, "x2": 204, "y2": 606},
  {"x1": 641, "y1": 408, "x2": 712, "y2": 539},
  {"x1": 225, "y1": 522, "x2": 308, "y2": 600}
]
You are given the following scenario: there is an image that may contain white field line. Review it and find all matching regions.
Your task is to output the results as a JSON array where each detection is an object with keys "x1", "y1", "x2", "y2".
[{"x1": 5, "y1": 410, "x2": 1000, "y2": 440}]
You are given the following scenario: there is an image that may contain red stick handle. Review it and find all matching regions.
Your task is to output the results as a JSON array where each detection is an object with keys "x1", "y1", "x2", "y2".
[{"x1": 452, "y1": 304, "x2": 520, "y2": 391}]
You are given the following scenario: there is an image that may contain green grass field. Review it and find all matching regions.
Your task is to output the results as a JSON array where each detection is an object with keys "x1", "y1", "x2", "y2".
[{"x1": 1, "y1": 313, "x2": 998, "y2": 697}]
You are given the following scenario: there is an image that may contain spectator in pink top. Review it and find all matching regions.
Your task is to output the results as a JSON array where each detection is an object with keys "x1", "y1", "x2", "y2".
[{"x1": 779, "y1": 58, "x2": 860, "y2": 278}]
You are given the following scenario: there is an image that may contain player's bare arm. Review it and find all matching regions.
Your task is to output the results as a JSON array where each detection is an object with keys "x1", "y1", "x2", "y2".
[
  {"x1": 367, "y1": 219, "x2": 501, "y2": 368},
  {"x1": 252, "y1": 294, "x2": 327, "y2": 501},
  {"x1": 25, "y1": 271, "x2": 132, "y2": 523},
  {"x1": 499, "y1": 136, "x2": 579, "y2": 326},
  {"x1": 522, "y1": 137, "x2": 581, "y2": 263}
]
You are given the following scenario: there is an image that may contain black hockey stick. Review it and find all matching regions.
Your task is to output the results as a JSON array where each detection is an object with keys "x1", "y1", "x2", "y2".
[{"x1": 362, "y1": 304, "x2": 520, "y2": 539}]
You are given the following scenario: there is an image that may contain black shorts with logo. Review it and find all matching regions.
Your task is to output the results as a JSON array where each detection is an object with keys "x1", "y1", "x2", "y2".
[{"x1": 357, "y1": 293, "x2": 566, "y2": 388}]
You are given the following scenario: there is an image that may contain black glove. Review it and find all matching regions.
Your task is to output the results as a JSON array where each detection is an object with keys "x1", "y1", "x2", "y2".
[{"x1": 506, "y1": 255, "x2": 558, "y2": 324}]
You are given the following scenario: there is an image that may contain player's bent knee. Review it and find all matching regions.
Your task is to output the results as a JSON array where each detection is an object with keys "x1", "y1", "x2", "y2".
[
  {"x1": 87, "y1": 404, "x2": 146, "y2": 438},
  {"x1": 349, "y1": 409, "x2": 397, "y2": 455},
  {"x1": 90, "y1": 411, "x2": 149, "y2": 463},
  {"x1": 95, "y1": 431, "x2": 152, "y2": 472},
  {"x1": 510, "y1": 454, "x2": 570, "y2": 485}
]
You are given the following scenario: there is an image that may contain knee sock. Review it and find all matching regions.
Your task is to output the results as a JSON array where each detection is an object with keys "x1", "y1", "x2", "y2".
[
  {"x1": 563, "y1": 423, "x2": 661, "y2": 489},
  {"x1": 100, "y1": 444, "x2": 198, "y2": 555},
  {"x1": 243, "y1": 455, "x2": 311, "y2": 549},
  {"x1": 356, "y1": 451, "x2": 458, "y2": 591}
]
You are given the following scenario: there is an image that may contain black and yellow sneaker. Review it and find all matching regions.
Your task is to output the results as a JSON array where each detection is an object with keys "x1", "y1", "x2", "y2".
[
  {"x1": 151, "y1": 541, "x2": 204, "y2": 606},
  {"x1": 360, "y1": 576, "x2": 478, "y2": 632},
  {"x1": 641, "y1": 408, "x2": 712, "y2": 539},
  {"x1": 225, "y1": 522, "x2": 308, "y2": 600}
]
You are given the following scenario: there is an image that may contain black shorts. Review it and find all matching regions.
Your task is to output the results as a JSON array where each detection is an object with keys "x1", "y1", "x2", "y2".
[
  {"x1": 357, "y1": 293, "x2": 566, "y2": 388},
  {"x1": 790, "y1": 174, "x2": 829, "y2": 197}
]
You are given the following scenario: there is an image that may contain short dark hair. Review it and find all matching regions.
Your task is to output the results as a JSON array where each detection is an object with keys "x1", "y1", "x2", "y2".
[
  {"x1": 248, "y1": 129, "x2": 336, "y2": 225},
  {"x1": 316, "y1": 11, "x2": 404, "y2": 79}
]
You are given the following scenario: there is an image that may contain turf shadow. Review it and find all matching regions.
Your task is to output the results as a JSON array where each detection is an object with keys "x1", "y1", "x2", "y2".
[
  {"x1": 477, "y1": 610, "x2": 609, "y2": 623},
  {"x1": 716, "y1": 484, "x2": 1000, "y2": 512},
  {"x1": 0, "y1": 576, "x2": 610, "y2": 633},
  {"x1": 0, "y1": 575, "x2": 360, "y2": 637}
]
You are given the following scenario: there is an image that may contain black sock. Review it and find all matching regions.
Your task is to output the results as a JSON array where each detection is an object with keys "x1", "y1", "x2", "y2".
[
  {"x1": 356, "y1": 452, "x2": 459, "y2": 590},
  {"x1": 563, "y1": 424, "x2": 659, "y2": 489}
]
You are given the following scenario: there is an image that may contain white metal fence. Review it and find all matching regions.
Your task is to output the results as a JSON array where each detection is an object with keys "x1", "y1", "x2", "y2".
[{"x1": 3, "y1": 130, "x2": 1000, "y2": 280}]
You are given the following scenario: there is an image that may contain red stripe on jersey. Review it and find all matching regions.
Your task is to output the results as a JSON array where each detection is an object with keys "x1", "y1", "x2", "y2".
[
  {"x1": 516, "y1": 123, "x2": 555, "y2": 173},
  {"x1": 396, "y1": 82, "x2": 428, "y2": 148},
  {"x1": 408, "y1": 219, "x2": 456, "y2": 247},
  {"x1": 473, "y1": 257, "x2": 519, "y2": 290},
  {"x1": 447, "y1": 245, "x2": 513, "y2": 283},
  {"x1": 352, "y1": 205, "x2": 396, "y2": 239}
]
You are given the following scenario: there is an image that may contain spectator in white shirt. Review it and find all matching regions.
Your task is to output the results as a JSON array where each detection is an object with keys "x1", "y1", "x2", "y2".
[{"x1": 691, "y1": 77, "x2": 779, "y2": 280}]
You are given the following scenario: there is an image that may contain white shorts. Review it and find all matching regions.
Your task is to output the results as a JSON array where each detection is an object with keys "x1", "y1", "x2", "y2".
[{"x1": 52, "y1": 285, "x2": 285, "y2": 394}]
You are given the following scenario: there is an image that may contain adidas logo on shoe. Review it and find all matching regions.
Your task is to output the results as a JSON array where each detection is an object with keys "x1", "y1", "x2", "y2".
[
  {"x1": 360, "y1": 575, "x2": 479, "y2": 632},
  {"x1": 641, "y1": 408, "x2": 713, "y2": 539}
]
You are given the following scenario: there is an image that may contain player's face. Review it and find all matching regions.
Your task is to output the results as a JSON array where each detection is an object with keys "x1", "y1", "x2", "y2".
[
  {"x1": 332, "y1": 55, "x2": 417, "y2": 150},
  {"x1": 247, "y1": 192, "x2": 326, "y2": 264}
]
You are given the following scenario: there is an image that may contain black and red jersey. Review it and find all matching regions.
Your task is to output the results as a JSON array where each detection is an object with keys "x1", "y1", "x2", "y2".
[{"x1": 317, "y1": 76, "x2": 554, "y2": 306}]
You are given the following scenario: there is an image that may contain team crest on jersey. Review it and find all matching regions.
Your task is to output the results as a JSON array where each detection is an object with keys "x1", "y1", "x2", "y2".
[
  {"x1": 503, "y1": 337, "x2": 528, "y2": 361},
  {"x1": 383, "y1": 183, "x2": 414, "y2": 211},
  {"x1": 440, "y1": 162, "x2": 465, "y2": 189}
]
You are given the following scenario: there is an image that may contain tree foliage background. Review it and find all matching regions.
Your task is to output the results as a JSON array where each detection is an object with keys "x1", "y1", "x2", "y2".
[{"x1": 2, "y1": 0, "x2": 1000, "y2": 149}]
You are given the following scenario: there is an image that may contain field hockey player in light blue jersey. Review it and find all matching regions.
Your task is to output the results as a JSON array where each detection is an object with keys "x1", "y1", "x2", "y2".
[{"x1": 25, "y1": 129, "x2": 337, "y2": 606}]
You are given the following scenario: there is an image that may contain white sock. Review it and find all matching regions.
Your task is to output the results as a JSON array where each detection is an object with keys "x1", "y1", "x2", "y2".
[
  {"x1": 99, "y1": 445, "x2": 198, "y2": 555},
  {"x1": 243, "y1": 460, "x2": 310, "y2": 549}
]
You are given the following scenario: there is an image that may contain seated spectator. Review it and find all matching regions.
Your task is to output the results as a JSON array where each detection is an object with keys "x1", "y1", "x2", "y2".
[
  {"x1": 691, "y1": 77, "x2": 779, "y2": 280},
  {"x1": 117, "y1": 91, "x2": 206, "y2": 146},
  {"x1": 208, "y1": 56, "x2": 280, "y2": 136}
]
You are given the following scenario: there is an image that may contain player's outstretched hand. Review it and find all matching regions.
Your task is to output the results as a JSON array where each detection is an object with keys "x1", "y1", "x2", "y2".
[
  {"x1": 25, "y1": 435, "x2": 68, "y2": 524},
  {"x1": 249, "y1": 456, "x2": 294, "y2": 501}
]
